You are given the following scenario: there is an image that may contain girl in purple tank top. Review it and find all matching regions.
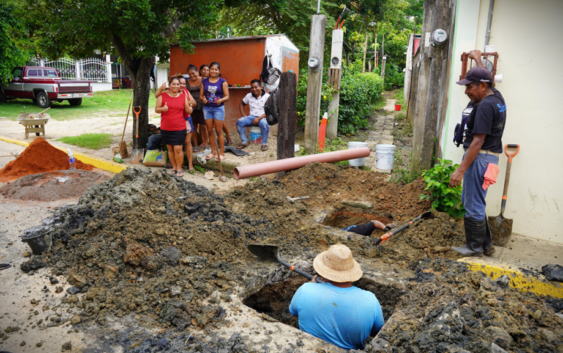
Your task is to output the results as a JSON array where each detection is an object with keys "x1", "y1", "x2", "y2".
[{"x1": 200, "y1": 62, "x2": 230, "y2": 162}]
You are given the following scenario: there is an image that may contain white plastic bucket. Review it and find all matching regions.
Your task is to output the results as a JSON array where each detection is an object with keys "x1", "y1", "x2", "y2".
[
  {"x1": 376, "y1": 144, "x2": 397, "y2": 170},
  {"x1": 294, "y1": 144, "x2": 300, "y2": 152},
  {"x1": 249, "y1": 126, "x2": 262, "y2": 144},
  {"x1": 347, "y1": 141, "x2": 368, "y2": 167}
]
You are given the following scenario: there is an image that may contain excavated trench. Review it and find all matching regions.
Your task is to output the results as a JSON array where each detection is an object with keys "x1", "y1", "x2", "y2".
[
  {"x1": 322, "y1": 208, "x2": 393, "y2": 230},
  {"x1": 243, "y1": 274, "x2": 405, "y2": 329}
]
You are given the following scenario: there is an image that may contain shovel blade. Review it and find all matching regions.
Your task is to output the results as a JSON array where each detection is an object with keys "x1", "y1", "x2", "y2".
[
  {"x1": 119, "y1": 142, "x2": 129, "y2": 158},
  {"x1": 247, "y1": 244, "x2": 278, "y2": 262},
  {"x1": 488, "y1": 215, "x2": 513, "y2": 246},
  {"x1": 130, "y1": 149, "x2": 143, "y2": 164}
]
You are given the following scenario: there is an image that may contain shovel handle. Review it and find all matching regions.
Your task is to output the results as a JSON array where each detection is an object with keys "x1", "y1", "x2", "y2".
[
  {"x1": 277, "y1": 257, "x2": 324, "y2": 283},
  {"x1": 501, "y1": 144, "x2": 519, "y2": 214},
  {"x1": 505, "y1": 144, "x2": 520, "y2": 163}
]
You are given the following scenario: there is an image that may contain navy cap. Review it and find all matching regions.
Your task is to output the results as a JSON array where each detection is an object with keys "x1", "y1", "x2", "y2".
[{"x1": 457, "y1": 67, "x2": 492, "y2": 85}]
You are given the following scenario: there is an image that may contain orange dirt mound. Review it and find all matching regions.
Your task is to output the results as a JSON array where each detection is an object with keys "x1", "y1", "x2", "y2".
[{"x1": 0, "y1": 137, "x2": 94, "y2": 182}]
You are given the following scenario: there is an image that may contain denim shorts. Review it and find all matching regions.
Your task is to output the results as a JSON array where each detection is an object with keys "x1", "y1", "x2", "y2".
[{"x1": 203, "y1": 105, "x2": 225, "y2": 121}]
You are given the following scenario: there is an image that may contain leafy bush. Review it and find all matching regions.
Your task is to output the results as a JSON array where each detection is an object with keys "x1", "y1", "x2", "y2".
[
  {"x1": 338, "y1": 72, "x2": 383, "y2": 134},
  {"x1": 373, "y1": 64, "x2": 405, "y2": 91},
  {"x1": 420, "y1": 159, "x2": 466, "y2": 219},
  {"x1": 296, "y1": 68, "x2": 335, "y2": 128},
  {"x1": 296, "y1": 67, "x2": 383, "y2": 135}
]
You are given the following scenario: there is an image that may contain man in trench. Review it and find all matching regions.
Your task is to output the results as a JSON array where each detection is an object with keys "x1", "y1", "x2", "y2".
[
  {"x1": 289, "y1": 244, "x2": 384, "y2": 350},
  {"x1": 449, "y1": 52, "x2": 507, "y2": 257},
  {"x1": 343, "y1": 220, "x2": 395, "y2": 236}
]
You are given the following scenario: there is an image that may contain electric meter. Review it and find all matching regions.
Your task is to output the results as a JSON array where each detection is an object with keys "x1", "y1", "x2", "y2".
[
  {"x1": 431, "y1": 29, "x2": 448, "y2": 46},
  {"x1": 308, "y1": 57, "x2": 320, "y2": 70}
]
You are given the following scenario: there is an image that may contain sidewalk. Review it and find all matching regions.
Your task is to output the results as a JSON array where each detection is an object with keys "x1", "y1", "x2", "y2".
[{"x1": 365, "y1": 98, "x2": 396, "y2": 173}]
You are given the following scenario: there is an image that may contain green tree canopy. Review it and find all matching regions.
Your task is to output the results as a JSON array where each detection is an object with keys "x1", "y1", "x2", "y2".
[
  {"x1": 25, "y1": 0, "x2": 221, "y2": 145},
  {"x1": 0, "y1": 1, "x2": 30, "y2": 82}
]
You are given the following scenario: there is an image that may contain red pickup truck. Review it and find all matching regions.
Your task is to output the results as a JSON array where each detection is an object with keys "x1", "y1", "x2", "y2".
[{"x1": 2, "y1": 66, "x2": 94, "y2": 108}]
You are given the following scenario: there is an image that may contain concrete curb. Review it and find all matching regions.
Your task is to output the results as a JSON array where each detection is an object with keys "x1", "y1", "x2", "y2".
[
  {"x1": 458, "y1": 258, "x2": 563, "y2": 298},
  {"x1": 0, "y1": 136, "x2": 127, "y2": 174}
]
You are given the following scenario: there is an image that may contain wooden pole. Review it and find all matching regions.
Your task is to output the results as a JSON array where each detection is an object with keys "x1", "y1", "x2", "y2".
[
  {"x1": 362, "y1": 30, "x2": 368, "y2": 73},
  {"x1": 276, "y1": 72, "x2": 297, "y2": 177},
  {"x1": 304, "y1": 14, "x2": 326, "y2": 153}
]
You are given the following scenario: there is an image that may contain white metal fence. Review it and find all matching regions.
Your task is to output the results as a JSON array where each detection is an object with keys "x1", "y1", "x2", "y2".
[{"x1": 27, "y1": 57, "x2": 111, "y2": 82}]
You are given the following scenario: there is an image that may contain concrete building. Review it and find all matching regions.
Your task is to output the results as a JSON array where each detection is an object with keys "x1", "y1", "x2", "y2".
[{"x1": 440, "y1": 0, "x2": 563, "y2": 243}]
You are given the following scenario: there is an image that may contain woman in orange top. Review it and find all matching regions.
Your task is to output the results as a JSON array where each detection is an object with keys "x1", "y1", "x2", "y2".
[{"x1": 155, "y1": 76, "x2": 192, "y2": 177}]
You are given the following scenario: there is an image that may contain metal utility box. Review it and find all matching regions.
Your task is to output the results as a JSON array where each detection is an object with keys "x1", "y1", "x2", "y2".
[{"x1": 170, "y1": 35, "x2": 300, "y2": 133}]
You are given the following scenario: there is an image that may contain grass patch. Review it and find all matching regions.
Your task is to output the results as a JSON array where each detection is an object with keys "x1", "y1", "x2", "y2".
[
  {"x1": 0, "y1": 89, "x2": 156, "y2": 121},
  {"x1": 373, "y1": 96, "x2": 387, "y2": 111},
  {"x1": 57, "y1": 133, "x2": 113, "y2": 149}
]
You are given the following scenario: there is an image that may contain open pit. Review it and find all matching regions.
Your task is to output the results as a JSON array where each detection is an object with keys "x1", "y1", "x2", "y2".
[{"x1": 2, "y1": 163, "x2": 562, "y2": 352}]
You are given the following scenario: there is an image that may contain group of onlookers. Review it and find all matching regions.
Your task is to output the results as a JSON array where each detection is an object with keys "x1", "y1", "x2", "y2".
[{"x1": 154, "y1": 62, "x2": 271, "y2": 177}]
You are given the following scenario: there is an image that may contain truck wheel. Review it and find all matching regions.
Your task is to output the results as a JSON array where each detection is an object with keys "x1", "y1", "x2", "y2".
[
  {"x1": 36, "y1": 91, "x2": 51, "y2": 108},
  {"x1": 68, "y1": 98, "x2": 82, "y2": 106}
]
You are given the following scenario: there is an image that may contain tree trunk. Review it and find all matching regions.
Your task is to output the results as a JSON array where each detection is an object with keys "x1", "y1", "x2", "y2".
[
  {"x1": 130, "y1": 58, "x2": 154, "y2": 149},
  {"x1": 111, "y1": 34, "x2": 155, "y2": 149}
]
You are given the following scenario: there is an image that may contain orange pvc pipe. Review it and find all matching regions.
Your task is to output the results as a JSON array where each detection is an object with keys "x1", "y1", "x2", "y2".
[{"x1": 233, "y1": 147, "x2": 371, "y2": 179}]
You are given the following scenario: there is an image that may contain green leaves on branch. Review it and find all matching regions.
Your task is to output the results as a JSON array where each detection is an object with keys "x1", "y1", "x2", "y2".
[
  {"x1": 420, "y1": 159, "x2": 466, "y2": 219},
  {"x1": 338, "y1": 71, "x2": 383, "y2": 134},
  {"x1": 0, "y1": 2, "x2": 30, "y2": 82}
]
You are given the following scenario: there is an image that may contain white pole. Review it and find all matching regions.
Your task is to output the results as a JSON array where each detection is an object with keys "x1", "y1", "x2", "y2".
[
  {"x1": 317, "y1": 0, "x2": 321, "y2": 14},
  {"x1": 105, "y1": 54, "x2": 112, "y2": 83},
  {"x1": 327, "y1": 29, "x2": 344, "y2": 140}
]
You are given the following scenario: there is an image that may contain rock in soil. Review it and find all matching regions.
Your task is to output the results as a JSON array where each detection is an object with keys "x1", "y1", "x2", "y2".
[{"x1": 542, "y1": 264, "x2": 563, "y2": 282}]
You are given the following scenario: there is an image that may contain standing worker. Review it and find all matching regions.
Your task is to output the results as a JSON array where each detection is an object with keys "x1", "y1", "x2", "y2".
[
  {"x1": 450, "y1": 52, "x2": 507, "y2": 257},
  {"x1": 289, "y1": 244, "x2": 384, "y2": 350},
  {"x1": 201, "y1": 62, "x2": 230, "y2": 162}
]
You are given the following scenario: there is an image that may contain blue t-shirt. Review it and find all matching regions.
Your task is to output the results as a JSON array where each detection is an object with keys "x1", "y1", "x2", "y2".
[{"x1": 289, "y1": 282, "x2": 384, "y2": 350}]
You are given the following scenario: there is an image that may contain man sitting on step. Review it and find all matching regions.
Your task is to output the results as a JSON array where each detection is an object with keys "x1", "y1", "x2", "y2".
[
  {"x1": 236, "y1": 79, "x2": 270, "y2": 152},
  {"x1": 289, "y1": 244, "x2": 384, "y2": 350}
]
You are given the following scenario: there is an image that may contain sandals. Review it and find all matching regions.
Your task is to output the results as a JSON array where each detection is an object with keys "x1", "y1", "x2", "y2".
[
  {"x1": 205, "y1": 153, "x2": 216, "y2": 160},
  {"x1": 176, "y1": 171, "x2": 184, "y2": 177},
  {"x1": 261, "y1": 145, "x2": 269, "y2": 151},
  {"x1": 193, "y1": 146, "x2": 199, "y2": 153},
  {"x1": 227, "y1": 139, "x2": 234, "y2": 146},
  {"x1": 167, "y1": 170, "x2": 177, "y2": 175},
  {"x1": 188, "y1": 169, "x2": 196, "y2": 175},
  {"x1": 237, "y1": 144, "x2": 249, "y2": 150},
  {"x1": 215, "y1": 155, "x2": 227, "y2": 162}
]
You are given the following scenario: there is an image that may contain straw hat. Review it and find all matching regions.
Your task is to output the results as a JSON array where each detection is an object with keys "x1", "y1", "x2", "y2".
[{"x1": 313, "y1": 244, "x2": 363, "y2": 282}]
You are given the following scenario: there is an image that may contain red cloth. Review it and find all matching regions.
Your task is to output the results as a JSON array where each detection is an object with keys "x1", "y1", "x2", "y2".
[
  {"x1": 482, "y1": 163, "x2": 500, "y2": 190},
  {"x1": 161, "y1": 91, "x2": 187, "y2": 131}
]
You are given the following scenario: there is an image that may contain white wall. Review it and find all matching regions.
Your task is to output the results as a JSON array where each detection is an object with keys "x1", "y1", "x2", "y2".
[{"x1": 444, "y1": 0, "x2": 563, "y2": 243}]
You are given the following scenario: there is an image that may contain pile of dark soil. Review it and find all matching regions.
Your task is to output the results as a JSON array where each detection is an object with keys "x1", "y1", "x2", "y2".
[
  {"x1": 367, "y1": 211, "x2": 466, "y2": 265},
  {"x1": 364, "y1": 258, "x2": 563, "y2": 353},
  {"x1": 281, "y1": 163, "x2": 430, "y2": 221},
  {"x1": 0, "y1": 169, "x2": 109, "y2": 201},
  {"x1": 28, "y1": 169, "x2": 321, "y2": 331}
]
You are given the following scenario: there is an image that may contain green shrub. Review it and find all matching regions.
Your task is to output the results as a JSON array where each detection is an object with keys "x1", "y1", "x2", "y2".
[
  {"x1": 296, "y1": 68, "x2": 335, "y2": 128},
  {"x1": 338, "y1": 72, "x2": 383, "y2": 134},
  {"x1": 374, "y1": 64, "x2": 405, "y2": 91},
  {"x1": 420, "y1": 159, "x2": 466, "y2": 219},
  {"x1": 296, "y1": 68, "x2": 383, "y2": 135}
]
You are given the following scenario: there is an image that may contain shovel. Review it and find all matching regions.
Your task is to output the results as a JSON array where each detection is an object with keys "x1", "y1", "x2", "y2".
[
  {"x1": 130, "y1": 106, "x2": 144, "y2": 164},
  {"x1": 489, "y1": 144, "x2": 520, "y2": 246},
  {"x1": 247, "y1": 244, "x2": 324, "y2": 283},
  {"x1": 118, "y1": 92, "x2": 133, "y2": 158},
  {"x1": 375, "y1": 211, "x2": 432, "y2": 245}
]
